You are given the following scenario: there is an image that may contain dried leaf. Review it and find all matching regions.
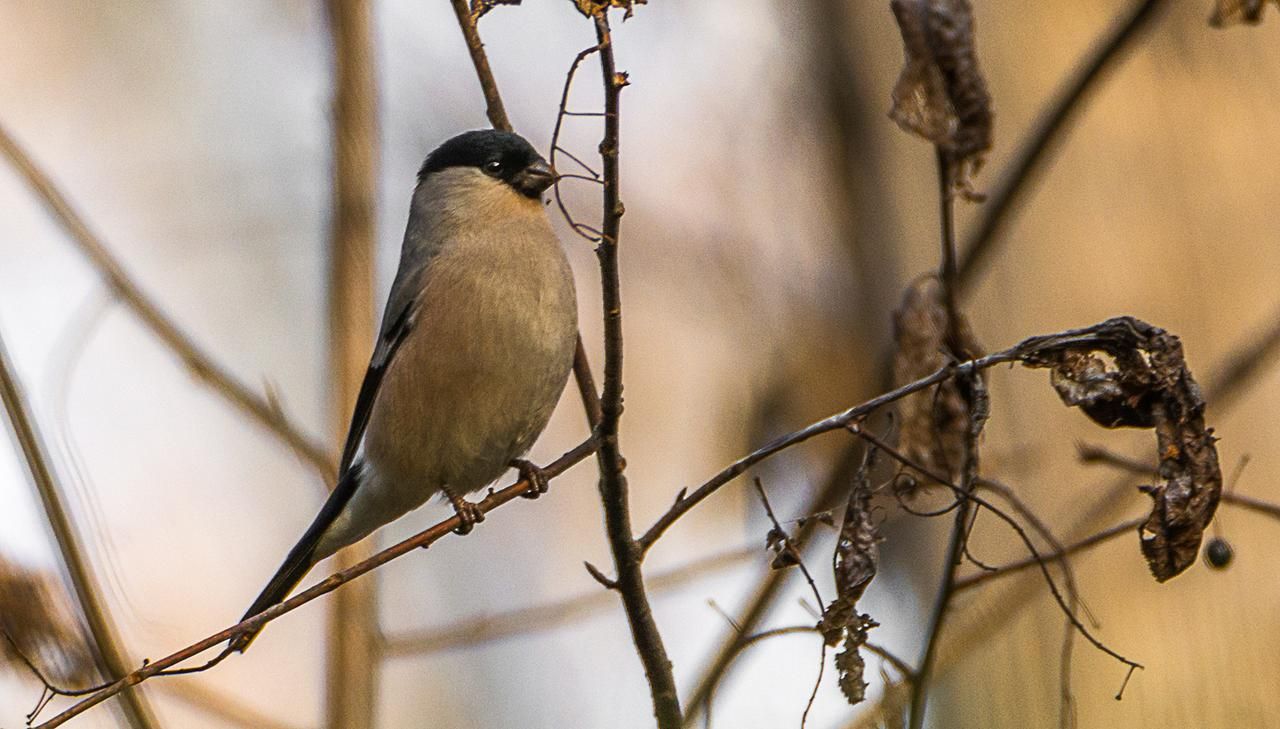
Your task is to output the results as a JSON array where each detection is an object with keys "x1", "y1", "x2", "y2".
[
  {"x1": 572, "y1": 0, "x2": 646, "y2": 19},
  {"x1": 765, "y1": 526, "x2": 800, "y2": 569},
  {"x1": 470, "y1": 0, "x2": 521, "y2": 19},
  {"x1": 0, "y1": 556, "x2": 93, "y2": 684},
  {"x1": 834, "y1": 615, "x2": 877, "y2": 705},
  {"x1": 819, "y1": 452, "x2": 881, "y2": 706},
  {"x1": 1016, "y1": 317, "x2": 1222, "y2": 581},
  {"x1": 892, "y1": 276, "x2": 984, "y2": 489},
  {"x1": 1209, "y1": 0, "x2": 1278, "y2": 26},
  {"x1": 889, "y1": 0, "x2": 993, "y2": 186}
]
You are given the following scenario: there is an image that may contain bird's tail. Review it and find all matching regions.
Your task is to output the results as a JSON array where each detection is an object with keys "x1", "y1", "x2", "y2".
[{"x1": 230, "y1": 463, "x2": 364, "y2": 653}]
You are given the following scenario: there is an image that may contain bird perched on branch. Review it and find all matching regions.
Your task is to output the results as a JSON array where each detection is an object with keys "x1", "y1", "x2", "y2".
[{"x1": 232, "y1": 130, "x2": 578, "y2": 652}]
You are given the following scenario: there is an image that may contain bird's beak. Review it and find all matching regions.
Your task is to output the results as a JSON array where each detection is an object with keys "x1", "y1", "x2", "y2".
[{"x1": 513, "y1": 159, "x2": 556, "y2": 197}]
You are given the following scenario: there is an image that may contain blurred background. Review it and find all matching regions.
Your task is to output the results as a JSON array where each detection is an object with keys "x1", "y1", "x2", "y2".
[{"x1": 2, "y1": 1, "x2": 1279, "y2": 727}]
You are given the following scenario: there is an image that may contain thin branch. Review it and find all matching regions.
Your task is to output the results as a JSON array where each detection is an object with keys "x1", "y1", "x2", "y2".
[
  {"x1": 940, "y1": 300, "x2": 1280, "y2": 673},
  {"x1": 908, "y1": 150, "x2": 976, "y2": 729},
  {"x1": 752, "y1": 479, "x2": 826, "y2": 729},
  {"x1": 1078, "y1": 443, "x2": 1280, "y2": 522},
  {"x1": 28, "y1": 438, "x2": 596, "y2": 728},
  {"x1": 681, "y1": 447, "x2": 863, "y2": 726},
  {"x1": 450, "y1": 0, "x2": 512, "y2": 132},
  {"x1": 583, "y1": 11, "x2": 682, "y2": 729},
  {"x1": 0, "y1": 331, "x2": 159, "y2": 728},
  {"x1": 639, "y1": 351, "x2": 1020, "y2": 554},
  {"x1": 850, "y1": 427, "x2": 1142, "y2": 675},
  {"x1": 952, "y1": 518, "x2": 1141, "y2": 592},
  {"x1": 448, "y1": 0, "x2": 603, "y2": 429},
  {"x1": 956, "y1": 0, "x2": 1165, "y2": 294},
  {"x1": 0, "y1": 123, "x2": 335, "y2": 480},
  {"x1": 550, "y1": 42, "x2": 608, "y2": 245},
  {"x1": 380, "y1": 546, "x2": 755, "y2": 656}
]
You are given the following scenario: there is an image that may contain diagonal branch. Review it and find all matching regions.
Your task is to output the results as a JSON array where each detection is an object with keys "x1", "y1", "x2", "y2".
[
  {"x1": 957, "y1": 0, "x2": 1165, "y2": 294},
  {"x1": 449, "y1": 0, "x2": 603, "y2": 428},
  {"x1": 0, "y1": 122, "x2": 334, "y2": 481},
  {"x1": 0, "y1": 330, "x2": 159, "y2": 729},
  {"x1": 28, "y1": 438, "x2": 597, "y2": 729}
]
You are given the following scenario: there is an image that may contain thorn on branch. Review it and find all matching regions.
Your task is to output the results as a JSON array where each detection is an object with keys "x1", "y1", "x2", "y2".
[{"x1": 584, "y1": 561, "x2": 618, "y2": 590}]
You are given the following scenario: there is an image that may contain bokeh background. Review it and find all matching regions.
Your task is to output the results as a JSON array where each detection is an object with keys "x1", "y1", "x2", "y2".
[{"x1": 2, "y1": 1, "x2": 1279, "y2": 727}]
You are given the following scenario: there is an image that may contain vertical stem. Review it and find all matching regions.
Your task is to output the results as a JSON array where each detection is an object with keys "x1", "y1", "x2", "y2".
[
  {"x1": 0, "y1": 332, "x2": 159, "y2": 729},
  {"x1": 908, "y1": 152, "x2": 975, "y2": 729},
  {"x1": 449, "y1": 0, "x2": 602, "y2": 430},
  {"x1": 324, "y1": 0, "x2": 379, "y2": 726},
  {"x1": 589, "y1": 12, "x2": 682, "y2": 729}
]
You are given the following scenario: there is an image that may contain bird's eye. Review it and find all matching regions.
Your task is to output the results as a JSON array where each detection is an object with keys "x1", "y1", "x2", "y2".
[{"x1": 483, "y1": 160, "x2": 503, "y2": 176}]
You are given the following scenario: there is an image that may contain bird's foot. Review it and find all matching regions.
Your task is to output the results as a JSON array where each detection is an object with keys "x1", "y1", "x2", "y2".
[
  {"x1": 446, "y1": 490, "x2": 485, "y2": 535},
  {"x1": 513, "y1": 458, "x2": 550, "y2": 499}
]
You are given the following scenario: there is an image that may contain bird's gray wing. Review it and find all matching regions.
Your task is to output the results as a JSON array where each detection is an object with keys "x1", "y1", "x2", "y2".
[
  {"x1": 336, "y1": 297, "x2": 416, "y2": 476},
  {"x1": 233, "y1": 258, "x2": 428, "y2": 652}
]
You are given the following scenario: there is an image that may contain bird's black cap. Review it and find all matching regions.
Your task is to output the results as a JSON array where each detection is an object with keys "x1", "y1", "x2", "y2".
[{"x1": 418, "y1": 130, "x2": 550, "y2": 197}]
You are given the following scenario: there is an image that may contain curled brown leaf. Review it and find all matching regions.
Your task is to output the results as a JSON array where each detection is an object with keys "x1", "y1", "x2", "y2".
[
  {"x1": 819, "y1": 450, "x2": 881, "y2": 706},
  {"x1": 892, "y1": 276, "x2": 984, "y2": 490},
  {"x1": 1015, "y1": 317, "x2": 1222, "y2": 581},
  {"x1": 889, "y1": 0, "x2": 993, "y2": 188},
  {"x1": 572, "y1": 0, "x2": 646, "y2": 19}
]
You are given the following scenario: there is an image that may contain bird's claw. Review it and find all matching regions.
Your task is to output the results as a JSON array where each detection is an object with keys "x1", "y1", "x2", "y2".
[
  {"x1": 446, "y1": 491, "x2": 485, "y2": 535},
  {"x1": 513, "y1": 458, "x2": 550, "y2": 499}
]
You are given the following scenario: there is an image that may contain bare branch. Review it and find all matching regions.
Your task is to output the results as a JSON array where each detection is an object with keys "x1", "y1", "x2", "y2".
[
  {"x1": 575, "y1": 10, "x2": 683, "y2": 728},
  {"x1": 956, "y1": 0, "x2": 1165, "y2": 293},
  {"x1": 0, "y1": 123, "x2": 335, "y2": 480},
  {"x1": 28, "y1": 439, "x2": 595, "y2": 728},
  {"x1": 449, "y1": 0, "x2": 604, "y2": 429},
  {"x1": 0, "y1": 332, "x2": 159, "y2": 728}
]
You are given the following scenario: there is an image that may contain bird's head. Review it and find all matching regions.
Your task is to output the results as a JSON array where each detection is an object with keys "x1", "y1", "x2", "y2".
[{"x1": 418, "y1": 129, "x2": 555, "y2": 201}]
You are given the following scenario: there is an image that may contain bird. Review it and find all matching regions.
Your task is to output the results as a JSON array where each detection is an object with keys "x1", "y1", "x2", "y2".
[{"x1": 231, "y1": 129, "x2": 578, "y2": 652}]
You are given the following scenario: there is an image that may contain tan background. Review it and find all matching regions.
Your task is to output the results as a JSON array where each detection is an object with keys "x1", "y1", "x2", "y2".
[{"x1": 1, "y1": 1, "x2": 1278, "y2": 727}]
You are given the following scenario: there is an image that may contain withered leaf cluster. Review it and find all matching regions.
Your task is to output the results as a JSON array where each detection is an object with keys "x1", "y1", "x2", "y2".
[
  {"x1": 892, "y1": 276, "x2": 984, "y2": 491},
  {"x1": 0, "y1": 556, "x2": 92, "y2": 685},
  {"x1": 1016, "y1": 317, "x2": 1222, "y2": 581},
  {"x1": 818, "y1": 452, "x2": 881, "y2": 706},
  {"x1": 469, "y1": 0, "x2": 521, "y2": 20},
  {"x1": 571, "y1": 0, "x2": 646, "y2": 19},
  {"x1": 1210, "y1": 0, "x2": 1279, "y2": 26},
  {"x1": 889, "y1": 0, "x2": 993, "y2": 187}
]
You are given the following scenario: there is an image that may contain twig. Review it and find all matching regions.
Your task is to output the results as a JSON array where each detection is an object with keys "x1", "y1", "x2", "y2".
[
  {"x1": 380, "y1": 546, "x2": 755, "y2": 656},
  {"x1": 550, "y1": 43, "x2": 607, "y2": 245},
  {"x1": 581, "y1": 11, "x2": 682, "y2": 729},
  {"x1": 323, "y1": 0, "x2": 380, "y2": 725},
  {"x1": 953, "y1": 518, "x2": 1140, "y2": 591},
  {"x1": 28, "y1": 439, "x2": 596, "y2": 728},
  {"x1": 0, "y1": 331, "x2": 159, "y2": 728},
  {"x1": 681, "y1": 447, "x2": 864, "y2": 726},
  {"x1": 450, "y1": 0, "x2": 512, "y2": 132},
  {"x1": 448, "y1": 0, "x2": 603, "y2": 428},
  {"x1": 956, "y1": 0, "x2": 1166, "y2": 294},
  {"x1": 908, "y1": 150, "x2": 977, "y2": 729},
  {"x1": 850, "y1": 427, "x2": 1142, "y2": 675},
  {"x1": 941, "y1": 300, "x2": 1280, "y2": 674},
  {"x1": 0, "y1": 123, "x2": 335, "y2": 480},
  {"x1": 639, "y1": 352, "x2": 1017, "y2": 554},
  {"x1": 751, "y1": 479, "x2": 826, "y2": 729}
]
